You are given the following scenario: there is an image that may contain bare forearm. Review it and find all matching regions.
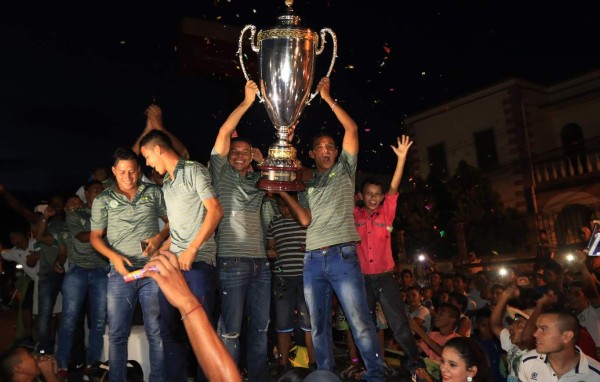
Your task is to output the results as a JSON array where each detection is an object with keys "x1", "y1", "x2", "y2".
[
  {"x1": 1, "y1": 189, "x2": 39, "y2": 223},
  {"x1": 35, "y1": 219, "x2": 54, "y2": 245},
  {"x1": 214, "y1": 100, "x2": 253, "y2": 156},
  {"x1": 491, "y1": 296, "x2": 509, "y2": 337},
  {"x1": 188, "y1": 204, "x2": 223, "y2": 253},
  {"x1": 279, "y1": 192, "x2": 311, "y2": 227},
  {"x1": 174, "y1": 297, "x2": 241, "y2": 382},
  {"x1": 389, "y1": 156, "x2": 406, "y2": 195},
  {"x1": 90, "y1": 232, "x2": 120, "y2": 262}
]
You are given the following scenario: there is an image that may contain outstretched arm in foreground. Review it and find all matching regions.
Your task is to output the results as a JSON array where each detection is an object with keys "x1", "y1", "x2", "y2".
[{"x1": 144, "y1": 251, "x2": 241, "y2": 382}]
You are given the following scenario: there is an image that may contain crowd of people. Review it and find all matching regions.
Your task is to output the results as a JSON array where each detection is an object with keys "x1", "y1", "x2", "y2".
[{"x1": 1, "y1": 77, "x2": 600, "y2": 382}]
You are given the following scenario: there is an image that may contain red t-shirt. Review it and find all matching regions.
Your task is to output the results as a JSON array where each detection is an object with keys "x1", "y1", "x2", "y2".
[
  {"x1": 579, "y1": 326, "x2": 600, "y2": 361},
  {"x1": 354, "y1": 193, "x2": 398, "y2": 275}
]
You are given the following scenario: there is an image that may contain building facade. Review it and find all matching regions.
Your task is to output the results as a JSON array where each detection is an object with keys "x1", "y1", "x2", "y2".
[{"x1": 405, "y1": 70, "x2": 600, "y2": 258}]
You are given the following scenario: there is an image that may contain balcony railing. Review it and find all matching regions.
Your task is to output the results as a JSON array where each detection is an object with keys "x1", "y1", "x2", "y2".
[{"x1": 532, "y1": 146, "x2": 600, "y2": 187}]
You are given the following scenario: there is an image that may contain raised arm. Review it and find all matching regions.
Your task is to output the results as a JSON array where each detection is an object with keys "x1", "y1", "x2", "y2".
[
  {"x1": 213, "y1": 80, "x2": 258, "y2": 157},
  {"x1": 144, "y1": 252, "x2": 241, "y2": 382},
  {"x1": 317, "y1": 77, "x2": 358, "y2": 155},
  {"x1": 490, "y1": 285, "x2": 519, "y2": 338},
  {"x1": 133, "y1": 104, "x2": 190, "y2": 159},
  {"x1": 275, "y1": 191, "x2": 311, "y2": 227},
  {"x1": 388, "y1": 135, "x2": 413, "y2": 195},
  {"x1": 35, "y1": 206, "x2": 57, "y2": 245},
  {"x1": 409, "y1": 319, "x2": 443, "y2": 357},
  {"x1": 0, "y1": 184, "x2": 39, "y2": 224}
]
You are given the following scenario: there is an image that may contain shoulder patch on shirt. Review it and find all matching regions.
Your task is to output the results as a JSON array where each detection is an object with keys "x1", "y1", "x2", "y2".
[{"x1": 109, "y1": 200, "x2": 119, "y2": 208}]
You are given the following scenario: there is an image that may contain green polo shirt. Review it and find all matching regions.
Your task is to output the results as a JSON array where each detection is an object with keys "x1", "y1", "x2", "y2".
[
  {"x1": 38, "y1": 218, "x2": 67, "y2": 275},
  {"x1": 64, "y1": 208, "x2": 109, "y2": 268},
  {"x1": 162, "y1": 159, "x2": 217, "y2": 266},
  {"x1": 209, "y1": 148, "x2": 267, "y2": 258},
  {"x1": 90, "y1": 182, "x2": 167, "y2": 268},
  {"x1": 299, "y1": 150, "x2": 361, "y2": 250}
]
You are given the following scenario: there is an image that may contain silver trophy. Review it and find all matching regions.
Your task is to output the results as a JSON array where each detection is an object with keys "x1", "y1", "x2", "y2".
[{"x1": 238, "y1": 0, "x2": 337, "y2": 191}]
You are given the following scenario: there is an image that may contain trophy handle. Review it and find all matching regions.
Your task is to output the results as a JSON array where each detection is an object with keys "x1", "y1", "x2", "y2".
[
  {"x1": 307, "y1": 28, "x2": 338, "y2": 105},
  {"x1": 237, "y1": 24, "x2": 264, "y2": 103}
]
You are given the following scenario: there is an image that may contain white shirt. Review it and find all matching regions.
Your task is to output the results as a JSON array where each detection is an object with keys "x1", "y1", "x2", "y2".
[
  {"x1": 1, "y1": 239, "x2": 39, "y2": 280},
  {"x1": 408, "y1": 304, "x2": 431, "y2": 332},
  {"x1": 499, "y1": 328, "x2": 529, "y2": 382},
  {"x1": 518, "y1": 346, "x2": 600, "y2": 382}
]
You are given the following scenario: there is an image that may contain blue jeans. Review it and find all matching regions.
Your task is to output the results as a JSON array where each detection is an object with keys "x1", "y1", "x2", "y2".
[
  {"x1": 37, "y1": 271, "x2": 64, "y2": 354},
  {"x1": 107, "y1": 265, "x2": 164, "y2": 382},
  {"x1": 364, "y1": 271, "x2": 423, "y2": 374},
  {"x1": 304, "y1": 243, "x2": 384, "y2": 382},
  {"x1": 217, "y1": 257, "x2": 271, "y2": 382},
  {"x1": 56, "y1": 265, "x2": 109, "y2": 369},
  {"x1": 159, "y1": 261, "x2": 216, "y2": 382}
]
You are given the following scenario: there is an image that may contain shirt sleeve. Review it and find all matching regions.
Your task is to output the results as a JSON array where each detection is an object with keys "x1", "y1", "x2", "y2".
[
  {"x1": 192, "y1": 162, "x2": 217, "y2": 200},
  {"x1": 90, "y1": 195, "x2": 108, "y2": 231},
  {"x1": 66, "y1": 211, "x2": 86, "y2": 238}
]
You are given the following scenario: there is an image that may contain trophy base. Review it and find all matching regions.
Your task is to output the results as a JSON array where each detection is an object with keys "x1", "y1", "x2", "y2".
[
  {"x1": 256, "y1": 165, "x2": 306, "y2": 192},
  {"x1": 257, "y1": 178, "x2": 305, "y2": 192}
]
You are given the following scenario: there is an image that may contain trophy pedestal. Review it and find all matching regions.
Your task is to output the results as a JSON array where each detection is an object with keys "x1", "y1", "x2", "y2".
[{"x1": 256, "y1": 139, "x2": 305, "y2": 192}]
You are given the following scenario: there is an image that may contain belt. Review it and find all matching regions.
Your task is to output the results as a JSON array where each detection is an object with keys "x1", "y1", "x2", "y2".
[{"x1": 312, "y1": 242, "x2": 357, "y2": 252}]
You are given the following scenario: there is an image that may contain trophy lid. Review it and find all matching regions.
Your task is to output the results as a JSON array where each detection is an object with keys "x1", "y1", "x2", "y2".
[{"x1": 277, "y1": 0, "x2": 301, "y2": 26}]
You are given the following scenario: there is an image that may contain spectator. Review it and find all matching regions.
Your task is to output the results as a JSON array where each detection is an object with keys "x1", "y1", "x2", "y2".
[{"x1": 519, "y1": 311, "x2": 600, "y2": 381}]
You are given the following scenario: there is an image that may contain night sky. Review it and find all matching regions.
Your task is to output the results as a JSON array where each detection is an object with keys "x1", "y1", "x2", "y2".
[{"x1": 1, "y1": 1, "x2": 598, "y2": 206}]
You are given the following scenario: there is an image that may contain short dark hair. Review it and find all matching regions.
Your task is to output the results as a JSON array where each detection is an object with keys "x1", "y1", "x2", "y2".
[
  {"x1": 112, "y1": 147, "x2": 139, "y2": 166},
  {"x1": 449, "y1": 292, "x2": 469, "y2": 314},
  {"x1": 547, "y1": 310, "x2": 581, "y2": 344},
  {"x1": 360, "y1": 177, "x2": 384, "y2": 194},
  {"x1": 311, "y1": 132, "x2": 335, "y2": 149},
  {"x1": 139, "y1": 129, "x2": 173, "y2": 151},
  {"x1": 231, "y1": 137, "x2": 253, "y2": 148},
  {"x1": 438, "y1": 302, "x2": 461, "y2": 322}
]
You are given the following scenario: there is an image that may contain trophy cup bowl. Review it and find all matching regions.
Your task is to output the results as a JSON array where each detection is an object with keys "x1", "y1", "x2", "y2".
[{"x1": 238, "y1": 0, "x2": 337, "y2": 191}]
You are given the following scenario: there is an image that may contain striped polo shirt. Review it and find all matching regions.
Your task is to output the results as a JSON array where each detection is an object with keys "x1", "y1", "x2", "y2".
[
  {"x1": 162, "y1": 159, "x2": 217, "y2": 266},
  {"x1": 64, "y1": 207, "x2": 108, "y2": 268},
  {"x1": 91, "y1": 182, "x2": 167, "y2": 267},
  {"x1": 267, "y1": 216, "x2": 306, "y2": 277},
  {"x1": 38, "y1": 219, "x2": 67, "y2": 275},
  {"x1": 209, "y1": 148, "x2": 267, "y2": 258},
  {"x1": 299, "y1": 150, "x2": 361, "y2": 250}
]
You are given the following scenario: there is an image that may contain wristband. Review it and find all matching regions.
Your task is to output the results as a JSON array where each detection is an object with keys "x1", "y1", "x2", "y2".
[{"x1": 181, "y1": 304, "x2": 202, "y2": 320}]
